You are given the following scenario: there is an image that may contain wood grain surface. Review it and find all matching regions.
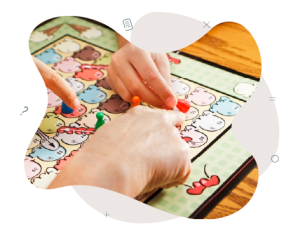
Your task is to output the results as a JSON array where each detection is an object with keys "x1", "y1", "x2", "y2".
[{"x1": 37, "y1": 19, "x2": 260, "y2": 219}]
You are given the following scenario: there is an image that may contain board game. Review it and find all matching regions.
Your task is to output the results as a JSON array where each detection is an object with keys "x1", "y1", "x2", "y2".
[{"x1": 26, "y1": 16, "x2": 259, "y2": 219}]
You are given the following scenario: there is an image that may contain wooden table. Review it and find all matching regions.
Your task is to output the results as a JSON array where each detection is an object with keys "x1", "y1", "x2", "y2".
[{"x1": 35, "y1": 18, "x2": 259, "y2": 219}]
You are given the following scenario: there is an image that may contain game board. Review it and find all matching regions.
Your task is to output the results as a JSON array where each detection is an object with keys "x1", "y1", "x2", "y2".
[{"x1": 27, "y1": 16, "x2": 259, "y2": 219}]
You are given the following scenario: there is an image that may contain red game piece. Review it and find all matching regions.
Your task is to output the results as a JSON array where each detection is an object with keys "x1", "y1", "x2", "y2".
[
  {"x1": 132, "y1": 96, "x2": 141, "y2": 107},
  {"x1": 176, "y1": 99, "x2": 190, "y2": 113}
]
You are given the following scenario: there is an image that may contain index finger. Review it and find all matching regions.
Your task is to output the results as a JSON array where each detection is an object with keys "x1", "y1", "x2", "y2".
[
  {"x1": 130, "y1": 52, "x2": 177, "y2": 108},
  {"x1": 32, "y1": 56, "x2": 80, "y2": 109}
]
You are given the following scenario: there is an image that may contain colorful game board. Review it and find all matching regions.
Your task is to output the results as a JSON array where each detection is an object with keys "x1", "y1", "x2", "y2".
[{"x1": 27, "y1": 16, "x2": 259, "y2": 218}]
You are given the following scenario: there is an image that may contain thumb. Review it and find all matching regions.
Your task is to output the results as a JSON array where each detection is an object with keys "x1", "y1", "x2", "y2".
[{"x1": 32, "y1": 56, "x2": 80, "y2": 109}]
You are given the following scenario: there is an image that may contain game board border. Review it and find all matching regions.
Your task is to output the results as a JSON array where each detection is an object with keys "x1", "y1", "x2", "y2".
[{"x1": 31, "y1": 17, "x2": 258, "y2": 219}]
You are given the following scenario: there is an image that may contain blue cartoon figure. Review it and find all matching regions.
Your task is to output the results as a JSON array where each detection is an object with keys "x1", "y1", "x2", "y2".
[
  {"x1": 35, "y1": 49, "x2": 62, "y2": 64},
  {"x1": 210, "y1": 96, "x2": 241, "y2": 116},
  {"x1": 29, "y1": 145, "x2": 66, "y2": 162},
  {"x1": 77, "y1": 85, "x2": 107, "y2": 104}
]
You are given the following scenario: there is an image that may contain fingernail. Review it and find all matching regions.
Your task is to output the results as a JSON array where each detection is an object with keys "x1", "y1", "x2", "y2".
[
  {"x1": 72, "y1": 98, "x2": 81, "y2": 109},
  {"x1": 166, "y1": 96, "x2": 177, "y2": 108}
]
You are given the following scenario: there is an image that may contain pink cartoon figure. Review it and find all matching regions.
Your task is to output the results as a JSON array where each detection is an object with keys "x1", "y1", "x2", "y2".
[
  {"x1": 24, "y1": 156, "x2": 42, "y2": 179},
  {"x1": 52, "y1": 57, "x2": 81, "y2": 73},
  {"x1": 77, "y1": 108, "x2": 110, "y2": 128},
  {"x1": 180, "y1": 125, "x2": 208, "y2": 148},
  {"x1": 74, "y1": 64, "x2": 107, "y2": 81},
  {"x1": 47, "y1": 89, "x2": 62, "y2": 108},
  {"x1": 185, "y1": 87, "x2": 216, "y2": 106}
]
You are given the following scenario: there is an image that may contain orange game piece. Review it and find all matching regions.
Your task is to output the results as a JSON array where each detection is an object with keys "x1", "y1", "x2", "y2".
[{"x1": 132, "y1": 96, "x2": 141, "y2": 107}]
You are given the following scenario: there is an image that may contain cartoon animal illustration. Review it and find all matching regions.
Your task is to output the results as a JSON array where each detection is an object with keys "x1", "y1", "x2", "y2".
[
  {"x1": 35, "y1": 49, "x2": 62, "y2": 64},
  {"x1": 77, "y1": 108, "x2": 110, "y2": 128},
  {"x1": 234, "y1": 82, "x2": 257, "y2": 98},
  {"x1": 77, "y1": 85, "x2": 107, "y2": 104},
  {"x1": 30, "y1": 31, "x2": 52, "y2": 43},
  {"x1": 167, "y1": 54, "x2": 181, "y2": 64},
  {"x1": 54, "y1": 123, "x2": 89, "y2": 145},
  {"x1": 29, "y1": 145, "x2": 66, "y2": 162},
  {"x1": 210, "y1": 96, "x2": 241, "y2": 116},
  {"x1": 180, "y1": 125, "x2": 208, "y2": 148},
  {"x1": 186, "y1": 165, "x2": 220, "y2": 195},
  {"x1": 32, "y1": 167, "x2": 59, "y2": 189},
  {"x1": 95, "y1": 77, "x2": 112, "y2": 90},
  {"x1": 68, "y1": 24, "x2": 102, "y2": 39},
  {"x1": 39, "y1": 113, "x2": 65, "y2": 134},
  {"x1": 94, "y1": 53, "x2": 112, "y2": 65},
  {"x1": 73, "y1": 64, "x2": 106, "y2": 81},
  {"x1": 66, "y1": 77, "x2": 84, "y2": 92},
  {"x1": 27, "y1": 134, "x2": 41, "y2": 150},
  {"x1": 98, "y1": 94, "x2": 130, "y2": 114},
  {"x1": 24, "y1": 156, "x2": 42, "y2": 179},
  {"x1": 52, "y1": 57, "x2": 81, "y2": 73},
  {"x1": 185, "y1": 87, "x2": 216, "y2": 106},
  {"x1": 47, "y1": 89, "x2": 62, "y2": 107},
  {"x1": 53, "y1": 104, "x2": 87, "y2": 118},
  {"x1": 192, "y1": 111, "x2": 225, "y2": 132},
  {"x1": 54, "y1": 149, "x2": 78, "y2": 170},
  {"x1": 72, "y1": 46, "x2": 101, "y2": 61},
  {"x1": 29, "y1": 24, "x2": 62, "y2": 42},
  {"x1": 53, "y1": 38, "x2": 80, "y2": 53},
  {"x1": 185, "y1": 106, "x2": 199, "y2": 121},
  {"x1": 171, "y1": 78, "x2": 190, "y2": 96}
]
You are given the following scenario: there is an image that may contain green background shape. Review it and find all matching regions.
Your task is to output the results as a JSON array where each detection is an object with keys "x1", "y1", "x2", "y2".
[{"x1": 30, "y1": 16, "x2": 254, "y2": 218}]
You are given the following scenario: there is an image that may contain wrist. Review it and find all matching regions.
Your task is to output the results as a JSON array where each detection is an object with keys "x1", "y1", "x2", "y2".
[{"x1": 49, "y1": 148, "x2": 140, "y2": 198}]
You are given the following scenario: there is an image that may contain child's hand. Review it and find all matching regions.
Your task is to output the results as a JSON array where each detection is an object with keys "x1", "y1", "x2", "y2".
[
  {"x1": 106, "y1": 42, "x2": 177, "y2": 109},
  {"x1": 32, "y1": 56, "x2": 80, "y2": 109},
  {"x1": 48, "y1": 106, "x2": 191, "y2": 198}
]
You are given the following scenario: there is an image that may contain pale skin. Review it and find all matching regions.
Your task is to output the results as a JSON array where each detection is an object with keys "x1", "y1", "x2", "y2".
[{"x1": 33, "y1": 35, "x2": 190, "y2": 198}]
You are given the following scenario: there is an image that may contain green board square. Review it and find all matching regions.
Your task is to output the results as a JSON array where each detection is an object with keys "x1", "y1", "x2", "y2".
[
  {"x1": 158, "y1": 199, "x2": 168, "y2": 207},
  {"x1": 178, "y1": 197, "x2": 188, "y2": 204},
  {"x1": 169, "y1": 205, "x2": 180, "y2": 213},
  {"x1": 218, "y1": 160, "x2": 228, "y2": 166},
  {"x1": 166, "y1": 191, "x2": 176, "y2": 199}
]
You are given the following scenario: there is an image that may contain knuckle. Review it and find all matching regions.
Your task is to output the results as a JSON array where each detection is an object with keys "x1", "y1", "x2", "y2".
[
  {"x1": 143, "y1": 68, "x2": 157, "y2": 83},
  {"x1": 111, "y1": 53, "x2": 120, "y2": 67},
  {"x1": 128, "y1": 82, "x2": 140, "y2": 95}
]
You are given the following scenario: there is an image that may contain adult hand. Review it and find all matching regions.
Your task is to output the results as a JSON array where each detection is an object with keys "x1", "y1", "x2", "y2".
[
  {"x1": 106, "y1": 41, "x2": 177, "y2": 109},
  {"x1": 48, "y1": 106, "x2": 191, "y2": 198},
  {"x1": 32, "y1": 56, "x2": 80, "y2": 109}
]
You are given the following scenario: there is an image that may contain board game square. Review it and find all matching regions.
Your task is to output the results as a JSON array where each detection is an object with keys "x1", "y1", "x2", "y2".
[
  {"x1": 206, "y1": 79, "x2": 214, "y2": 83},
  {"x1": 169, "y1": 204, "x2": 180, "y2": 213},
  {"x1": 237, "y1": 158, "x2": 246, "y2": 164},
  {"x1": 191, "y1": 169, "x2": 201, "y2": 176},
  {"x1": 229, "y1": 165, "x2": 238, "y2": 171},
  {"x1": 222, "y1": 77, "x2": 230, "y2": 81},
  {"x1": 228, "y1": 136, "x2": 236, "y2": 142},
  {"x1": 166, "y1": 191, "x2": 176, "y2": 199},
  {"x1": 178, "y1": 197, "x2": 188, "y2": 204},
  {"x1": 213, "y1": 74, "x2": 220, "y2": 79},
  {"x1": 207, "y1": 155, "x2": 216, "y2": 161},
  {"x1": 187, "y1": 72, "x2": 195, "y2": 77},
  {"x1": 222, "y1": 172, "x2": 231, "y2": 178},
  {"x1": 216, "y1": 82, "x2": 224, "y2": 87},
  {"x1": 214, "y1": 149, "x2": 223, "y2": 155},
  {"x1": 191, "y1": 202, "x2": 200, "y2": 210},
  {"x1": 181, "y1": 210, "x2": 191, "y2": 217},
  {"x1": 210, "y1": 167, "x2": 220, "y2": 174},
  {"x1": 158, "y1": 199, "x2": 168, "y2": 207},
  {"x1": 203, "y1": 71, "x2": 211, "y2": 75},
  {"x1": 221, "y1": 143, "x2": 230, "y2": 148},
  {"x1": 225, "y1": 153, "x2": 235, "y2": 159},
  {"x1": 218, "y1": 160, "x2": 228, "y2": 166},
  {"x1": 232, "y1": 147, "x2": 242, "y2": 153}
]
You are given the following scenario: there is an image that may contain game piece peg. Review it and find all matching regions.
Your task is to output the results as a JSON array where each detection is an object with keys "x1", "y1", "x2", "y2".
[
  {"x1": 95, "y1": 112, "x2": 105, "y2": 131},
  {"x1": 61, "y1": 102, "x2": 74, "y2": 114},
  {"x1": 132, "y1": 96, "x2": 141, "y2": 107},
  {"x1": 175, "y1": 99, "x2": 190, "y2": 113}
]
